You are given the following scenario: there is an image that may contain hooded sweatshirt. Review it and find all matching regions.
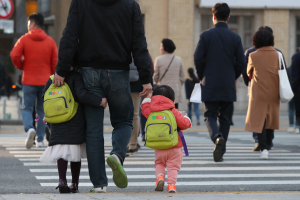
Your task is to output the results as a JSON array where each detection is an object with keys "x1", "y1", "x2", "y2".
[
  {"x1": 56, "y1": 0, "x2": 152, "y2": 85},
  {"x1": 142, "y1": 95, "x2": 192, "y2": 148},
  {"x1": 10, "y1": 29, "x2": 58, "y2": 86}
]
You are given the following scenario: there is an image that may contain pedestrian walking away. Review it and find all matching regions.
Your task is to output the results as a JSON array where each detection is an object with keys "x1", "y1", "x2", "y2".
[
  {"x1": 142, "y1": 85, "x2": 191, "y2": 193},
  {"x1": 10, "y1": 13, "x2": 58, "y2": 149},
  {"x1": 40, "y1": 69, "x2": 107, "y2": 194},
  {"x1": 243, "y1": 26, "x2": 282, "y2": 151},
  {"x1": 291, "y1": 52, "x2": 300, "y2": 126},
  {"x1": 185, "y1": 68, "x2": 200, "y2": 126},
  {"x1": 0, "y1": 62, "x2": 7, "y2": 100},
  {"x1": 245, "y1": 29, "x2": 280, "y2": 160},
  {"x1": 194, "y1": 3, "x2": 246, "y2": 162},
  {"x1": 53, "y1": 0, "x2": 152, "y2": 192},
  {"x1": 154, "y1": 39, "x2": 185, "y2": 109}
]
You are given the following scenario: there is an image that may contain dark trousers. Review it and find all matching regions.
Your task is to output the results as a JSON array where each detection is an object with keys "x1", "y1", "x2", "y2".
[
  {"x1": 295, "y1": 92, "x2": 300, "y2": 125},
  {"x1": 204, "y1": 101, "x2": 233, "y2": 155},
  {"x1": 258, "y1": 121, "x2": 273, "y2": 151}
]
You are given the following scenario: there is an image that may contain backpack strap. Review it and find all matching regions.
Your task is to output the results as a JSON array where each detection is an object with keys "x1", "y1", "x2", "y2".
[
  {"x1": 178, "y1": 131, "x2": 189, "y2": 156},
  {"x1": 50, "y1": 75, "x2": 54, "y2": 80}
]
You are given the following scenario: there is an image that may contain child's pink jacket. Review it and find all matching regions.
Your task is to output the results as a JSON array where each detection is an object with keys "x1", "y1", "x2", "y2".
[{"x1": 141, "y1": 95, "x2": 192, "y2": 148}]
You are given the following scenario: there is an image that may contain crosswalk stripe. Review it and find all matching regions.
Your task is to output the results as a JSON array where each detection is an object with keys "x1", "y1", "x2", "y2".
[
  {"x1": 40, "y1": 180, "x2": 300, "y2": 187},
  {"x1": 35, "y1": 173, "x2": 300, "y2": 180},
  {"x1": 30, "y1": 166, "x2": 300, "y2": 173},
  {"x1": 18, "y1": 156, "x2": 300, "y2": 162}
]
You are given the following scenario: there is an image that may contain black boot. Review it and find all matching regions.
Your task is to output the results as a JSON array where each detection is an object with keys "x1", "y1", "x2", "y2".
[{"x1": 56, "y1": 179, "x2": 70, "y2": 193}]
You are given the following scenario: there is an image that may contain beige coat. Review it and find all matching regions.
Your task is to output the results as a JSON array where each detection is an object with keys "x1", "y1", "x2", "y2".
[
  {"x1": 245, "y1": 46, "x2": 280, "y2": 133},
  {"x1": 154, "y1": 54, "x2": 185, "y2": 103}
]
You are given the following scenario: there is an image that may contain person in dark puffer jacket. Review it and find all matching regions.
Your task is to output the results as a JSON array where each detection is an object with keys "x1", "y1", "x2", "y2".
[{"x1": 39, "y1": 70, "x2": 107, "y2": 194}]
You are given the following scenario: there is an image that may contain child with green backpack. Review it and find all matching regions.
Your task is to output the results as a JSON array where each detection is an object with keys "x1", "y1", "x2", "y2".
[
  {"x1": 39, "y1": 70, "x2": 107, "y2": 193},
  {"x1": 142, "y1": 85, "x2": 192, "y2": 193}
]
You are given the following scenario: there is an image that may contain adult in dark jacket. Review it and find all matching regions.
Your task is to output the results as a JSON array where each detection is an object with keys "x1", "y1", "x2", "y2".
[
  {"x1": 0, "y1": 62, "x2": 6, "y2": 99},
  {"x1": 40, "y1": 71, "x2": 105, "y2": 193},
  {"x1": 242, "y1": 27, "x2": 281, "y2": 151},
  {"x1": 52, "y1": 0, "x2": 153, "y2": 191},
  {"x1": 185, "y1": 68, "x2": 200, "y2": 126},
  {"x1": 291, "y1": 52, "x2": 300, "y2": 126},
  {"x1": 194, "y1": 3, "x2": 246, "y2": 162}
]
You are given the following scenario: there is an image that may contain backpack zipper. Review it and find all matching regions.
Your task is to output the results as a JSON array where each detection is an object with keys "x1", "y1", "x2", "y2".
[{"x1": 44, "y1": 96, "x2": 68, "y2": 108}]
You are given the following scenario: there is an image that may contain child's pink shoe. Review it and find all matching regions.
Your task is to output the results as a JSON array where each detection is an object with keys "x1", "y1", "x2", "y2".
[
  {"x1": 167, "y1": 184, "x2": 177, "y2": 193},
  {"x1": 155, "y1": 176, "x2": 165, "y2": 191}
]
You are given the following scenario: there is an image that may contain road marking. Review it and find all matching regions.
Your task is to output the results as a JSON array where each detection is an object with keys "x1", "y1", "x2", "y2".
[
  {"x1": 30, "y1": 166, "x2": 300, "y2": 173},
  {"x1": 40, "y1": 180, "x2": 300, "y2": 187},
  {"x1": 35, "y1": 173, "x2": 300, "y2": 180}
]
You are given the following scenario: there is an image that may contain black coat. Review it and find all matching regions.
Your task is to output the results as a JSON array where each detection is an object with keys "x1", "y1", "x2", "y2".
[
  {"x1": 242, "y1": 47, "x2": 287, "y2": 86},
  {"x1": 185, "y1": 78, "x2": 197, "y2": 100},
  {"x1": 194, "y1": 22, "x2": 246, "y2": 102},
  {"x1": 291, "y1": 52, "x2": 300, "y2": 93},
  {"x1": 44, "y1": 72, "x2": 102, "y2": 146},
  {"x1": 56, "y1": 0, "x2": 152, "y2": 85},
  {"x1": 0, "y1": 62, "x2": 6, "y2": 88}
]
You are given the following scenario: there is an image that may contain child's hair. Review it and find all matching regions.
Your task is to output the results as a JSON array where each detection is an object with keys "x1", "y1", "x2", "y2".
[{"x1": 152, "y1": 85, "x2": 175, "y2": 102}]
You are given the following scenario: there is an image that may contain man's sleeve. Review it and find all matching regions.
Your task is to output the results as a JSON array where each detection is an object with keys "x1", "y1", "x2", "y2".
[
  {"x1": 234, "y1": 39, "x2": 246, "y2": 79},
  {"x1": 56, "y1": 0, "x2": 79, "y2": 78},
  {"x1": 51, "y1": 40, "x2": 58, "y2": 74},
  {"x1": 291, "y1": 54, "x2": 300, "y2": 93},
  {"x1": 131, "y1": 2, "x2": 152, "y2": 85},
  {"x1": 194, "y1": 33, "x2": 206, "y2": 80},
  {"x1": 10, "y1": 37, "x2": 25, "y2": 70}
]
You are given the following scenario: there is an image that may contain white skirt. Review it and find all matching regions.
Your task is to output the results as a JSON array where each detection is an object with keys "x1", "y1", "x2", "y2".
[{"x1": 39, "y1": 143, "x2": 87, "y2": 164}]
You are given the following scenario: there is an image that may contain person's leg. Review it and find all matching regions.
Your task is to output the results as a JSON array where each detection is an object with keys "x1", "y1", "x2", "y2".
[
  {"x1": 289, "y1": 99, "x2": 295, "y2": 128},
  {"x1": 81, "y1": 68, "x2": 107, "y2": 188},
  {"x1": 166, "y1": 148, "x2": 183, "y2": 185},
  {"x1": 104, "y1": 69, "x2": 133, "y2": 188},
  {"x1": 266, "y1": 129, "x2": 273, "y2": 149},
  {"x1": 70, "y1": 161, "x2": 81, "y2": 186},
  {"x1": 128, "y1": 93, "x2": 141, "y2": 151},
  {"x1": 295, "y1": 92, "x2": 300, "y2": 125},
  {"x1": 139, "y1": 98, "x2": 147, "y2": 141},
  {"x1": 36, "y1": 87, "x2": 46, "y2": 143},
  {"x1": 154, "y1": 149, "x2": 167, "y2": 191},
  {"x1": 257, "y1": 121, "x2": 270, "y2": 151},
  {"x1": 187, "y1": 102, "x2": 192, "y2": 120},
  {"x1": 22, "y1": 85, "x2": 37, "y2": 132},
  {"x1": 175, "y1": 103, "x2": 179, "y2": 109},
  {"x1": 218, "y1": 102, "x2": 233, "y2": 155},
  {"x1": 194, "y1": 103, "x2": 200, "y2": 121},
  {"x1": 57, "y1": 159, "x2": 68, "y2": 183},
  {"x1": 253, "y1": 132, "x2": 258, "y2": 141},
  {"x1": 204, "y1": 101, "x2": 221, "y2": 142}
]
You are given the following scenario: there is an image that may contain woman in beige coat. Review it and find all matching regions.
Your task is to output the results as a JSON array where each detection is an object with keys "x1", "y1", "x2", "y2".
[
  {"x1": 154, "y1": 39, "x2": 185, "y2": 109},
  {"x1": 245, "y1": 29, "x2": 280, "y2": 159}
]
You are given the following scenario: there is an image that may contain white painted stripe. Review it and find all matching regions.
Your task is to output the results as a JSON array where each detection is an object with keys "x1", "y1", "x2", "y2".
[
  {"x1": 40, "y1": 180, "x2": 300, "y2": 187},
  {"x1": 9, "y1": 149, "x2": 291, "y2": 154},
  {"x1": 19, "y1": 156, "x2": 300, "y2": 162},
  {"x1": 30, "y1": 166, "x2": 300, "y2": 173},
  {"x1": 35, "y1": 173, "x2": 300, "y2": 180},
  {"x1": 23, "y1": 160, "x2": 300, "y2": 166},
  {"x1": 6, "y1": 148, "x2": 46, "y2": 150}
]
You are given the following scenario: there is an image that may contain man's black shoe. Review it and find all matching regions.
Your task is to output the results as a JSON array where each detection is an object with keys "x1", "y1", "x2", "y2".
[
  {"x1": 253, "y1": 143, "x2": 260, "y2": 151},
  {"x1": 213, "y1": 137, "x2": 224, "y2": 162},
  {"x1": 126, "y1": 146, "x2": 139, "y2": 156}
]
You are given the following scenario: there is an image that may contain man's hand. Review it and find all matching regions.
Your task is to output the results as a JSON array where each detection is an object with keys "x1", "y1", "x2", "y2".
[
  {"x1": 186, "y1": 99, "x2": 189, "y2": 105},
  {"x1": 53, "y1": 73, "x2": 65, "y2": 87},
  {"x1": 139, "y1": 83, "x2": 152, "y2": 97}
]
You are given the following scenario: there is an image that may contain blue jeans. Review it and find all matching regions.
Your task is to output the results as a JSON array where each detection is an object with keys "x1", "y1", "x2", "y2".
[
  {"x1": 81, "y1": 68, "x2": 133, "y2": 188},
  {"x1": 22, "y1": 85, "x2": 45, "y2": 142},
  {"x1": 289, "y1": 98, "x2": 300, "y2": 128},
  {"x1": 188, "y1": 102, "x2": 200, "y2": 121}
]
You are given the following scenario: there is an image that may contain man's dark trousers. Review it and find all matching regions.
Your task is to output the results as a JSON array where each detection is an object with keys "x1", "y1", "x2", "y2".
[
  {"x1": 295, "y1": 92, "x2": 300, "y2": 126},
  {"x1": 204, "y1": 101, "x2": 233, "y2": 155}
]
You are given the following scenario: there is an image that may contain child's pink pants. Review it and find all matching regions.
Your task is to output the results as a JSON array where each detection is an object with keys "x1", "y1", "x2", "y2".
[{"x1": 154, "y1": 148, "x2": 183, "y2": 184}]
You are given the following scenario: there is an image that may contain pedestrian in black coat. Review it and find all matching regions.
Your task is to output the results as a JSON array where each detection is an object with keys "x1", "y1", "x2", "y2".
[
  {"x1": 291, "y1": 52, "x2": 300, "y2": 125},
  {"x1": 194, "y1": 3, "x2": 246, "y2": 162}
]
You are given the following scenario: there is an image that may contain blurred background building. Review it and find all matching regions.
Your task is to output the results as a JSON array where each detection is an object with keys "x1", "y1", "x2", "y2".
[{"x1": 1, "y1": 0, "x2": 300, "y2": 111}]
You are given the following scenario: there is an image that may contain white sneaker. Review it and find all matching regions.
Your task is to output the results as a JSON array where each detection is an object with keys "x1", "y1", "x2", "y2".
[
  {"x1": 90, "y1": 186, "x2": 107, "y2": 193},
  {"x1": 287, "y1": 127, "x2": 295, "y2": 132},
  {"x1": 260, "y1": 149, "x2": 269, "y2": 160},
  {"x1": 25, "y1": 128, "x2": 36, "y2": 149},
  {"x1": 295, "y1": 128, "x2": 300, "y2": 134},
  {"x1": 36, "y1": 141, "x2": 45, "y2": 148}
]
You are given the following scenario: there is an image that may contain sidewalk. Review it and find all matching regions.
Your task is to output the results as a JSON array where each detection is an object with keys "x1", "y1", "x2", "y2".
[{"x1": 0, "y1": 192, "x2": 299, "y2": 200}]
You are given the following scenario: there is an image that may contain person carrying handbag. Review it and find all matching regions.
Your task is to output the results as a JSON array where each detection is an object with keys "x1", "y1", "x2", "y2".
[{"x1": 153, "y1": 39, "x2": 185, "y2": 109}]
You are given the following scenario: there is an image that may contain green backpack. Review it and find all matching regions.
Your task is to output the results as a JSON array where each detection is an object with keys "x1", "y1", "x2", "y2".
[
  {"x1": 43, "y1": 75, "x2": 78, "y2": 124},
  {"x1": 144, "y1": 110, "x2": 179, "y2": 150}
]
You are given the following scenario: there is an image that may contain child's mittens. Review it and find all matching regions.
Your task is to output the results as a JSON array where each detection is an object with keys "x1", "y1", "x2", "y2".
[{"x1": 100, "y1": 98, "x2": 108, "y2": 109}]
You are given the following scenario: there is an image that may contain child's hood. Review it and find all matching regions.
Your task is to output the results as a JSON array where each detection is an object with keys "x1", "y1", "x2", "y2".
[{"x1": 150, "y1": 95, "x2": 175, "y2": 112}]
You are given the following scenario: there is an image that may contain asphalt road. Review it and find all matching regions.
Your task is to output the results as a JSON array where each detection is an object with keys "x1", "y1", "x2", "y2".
[{"x1": 1, "y1": 114, "x2": 300, "y2": 195}]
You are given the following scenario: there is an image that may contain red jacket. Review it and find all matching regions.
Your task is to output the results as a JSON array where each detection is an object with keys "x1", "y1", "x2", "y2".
[
  {"x1": 142, "y1": 95, "x2": 192, "y2": 148},
  {"x1": 10, "y1": 29, "x2": 58, "y2": 86}
]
